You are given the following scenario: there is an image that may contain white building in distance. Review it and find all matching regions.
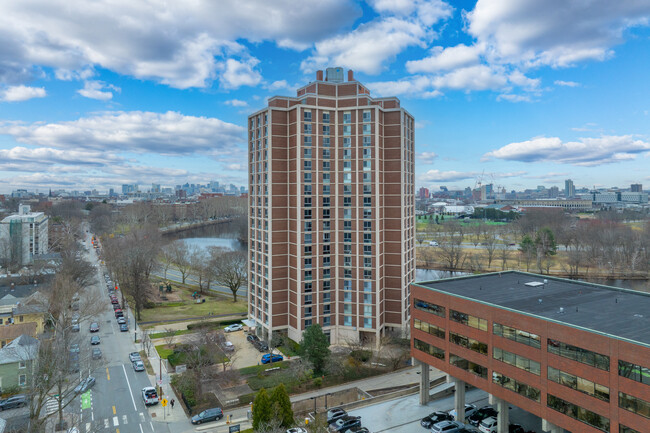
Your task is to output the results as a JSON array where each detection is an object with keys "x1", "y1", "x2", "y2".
[{"x1": 0, "y1": 205, "x2": 49, "y2": 267}]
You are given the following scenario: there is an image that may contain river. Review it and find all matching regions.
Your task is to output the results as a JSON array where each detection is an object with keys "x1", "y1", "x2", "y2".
[{"x1": 171, "y1": 226, "x2": 649, "y2": 292}]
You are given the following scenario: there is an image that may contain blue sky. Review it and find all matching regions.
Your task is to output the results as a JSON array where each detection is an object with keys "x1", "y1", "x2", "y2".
[{"x1": 1, "y1": 0, "x2": 650, "y2": 194}]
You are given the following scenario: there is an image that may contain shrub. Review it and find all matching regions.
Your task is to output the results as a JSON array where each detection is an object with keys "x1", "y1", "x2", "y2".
[
  {"x1": 171, "y1": 372, "x2": 196, "y2": 408},
  {"x1": 143, "y1": 301, "x2": 156, "y2": 309},
  {"x1": 350, "y1": 349, "x2": 372, "y2": 362},
  {"x1": 313, "y1": 377, "x2": 322, "y2": 388}
]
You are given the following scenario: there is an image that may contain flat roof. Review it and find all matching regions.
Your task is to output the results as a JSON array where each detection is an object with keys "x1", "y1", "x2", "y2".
[{"x1": 415, "y1": 271, "x2": 650, "y2": 346}]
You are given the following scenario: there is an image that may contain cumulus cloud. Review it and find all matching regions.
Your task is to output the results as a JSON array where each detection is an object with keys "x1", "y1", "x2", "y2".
[
  {"x1": 301, "y1": 18, "x2": 432, "y2": 74},
  {"x1": 431, "y1": 65, "x2": 508, "y2": 91},
  {"x1": 484, "y1": 135, "x2": 650, "y2": 166},
  {"x1": 0, "y1": 85, "x2": 46, "y2": 102},
  {"x1": 420, "y1": 169, "x2": 478, "y2": 182},
  {"x1": 367, "y1": 0, "x2": 453, "y2": 26},
  {"x1": 227, "y1": 163, "x2": 245, "y2": 171},
  {"x1": 220, "y1": 58, "x2": 262, "y2": 89},
  {"x1": 0, "y1": 0, "x2": 360, "y2": 89},
  {"x1": 0, "y1": 147, "x2": 122, "y2": 171},
  {"x1": 466, "y1": 0, "x2": 650, "y2": 68},
  {"x1": 0, "y1": 111, "x2": 245, "y2": 155},
  {"x1": 416, "y1": 151, "x2": 438, "y2": 164},
  {"x1": 77, "y1": 81, "x2": 120, "y2": 100},
  {"x1": 406, "y1": 44, "x2": 482, "y2": 73},
  {"x1": 497, "y1": 94, "x2": 531, "y2": 103}
]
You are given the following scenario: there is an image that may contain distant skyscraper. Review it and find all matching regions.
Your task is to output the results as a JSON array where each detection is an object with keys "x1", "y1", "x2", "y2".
[
  {"x1": 247, "y1": 67, "x2": 415, "y2": 345},
  {"x1": 549, "y1": 186, "x2": 559, "y2": 198},
  {"x1": 418, "y1": 187, "x2": 429, "y2": 199},
  {"x1": 151, "y1": 183, "x2": 161, "y2": 193},
  {"x1": 565, "y1": 179, "x2": 575, "y2": 198},
  {"x1": 631, "y1": 183, "x2": 642, "y2": 192}
]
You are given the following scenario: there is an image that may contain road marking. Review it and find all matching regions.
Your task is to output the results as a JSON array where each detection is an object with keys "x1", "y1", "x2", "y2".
[
  {"x1": 104, "y1": 419, "x2": 109, "y2": 428},
  {"x1": 113, "y1": 416, "x2": 119, "y2": 426},
  {"x1": 150, "y1": 421, "x2": 154, "y2": 431},
  {"x1": 106, "y1": 368, "x2": 110, "y2": 381},
  {"x1": 91, "y1": 411, "x2": 94, "y2": 421},
  {"x1": 116, "y1": 429, "x2": 120, "y2": 433},
  {"x1": 122, "y1": 414, "x2": 128, "y2": 424},
  {"x1": 86, "y1": 422, "x2": 90, "y2": 432},
  {"x1": 139, "y1": 424, "x2": 144, "y2": 433},
  {"x1": 139, "y1": 412, "x2": 145, "y2": 422},
  {"x1": 112, "y1": 405, "x2": 116, "y2": 415},
  {"x1": 122, "y1": 363, "x2": 138, "y2": 411}
]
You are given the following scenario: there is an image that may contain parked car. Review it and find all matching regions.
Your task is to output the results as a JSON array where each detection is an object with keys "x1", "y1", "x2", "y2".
[
  {"x1": 329, "y1": 415, "x2": 361, "y2": 432},
  {"x1": 478, "y1": 418, "x2": 526, "y2": 433},
  {"x1": 255, "y1": 341, "x2": 269, "y2": 352},
  {"x1": 133, "y1": 360, "x2": 145, "y2": 372},
  {"x1": 327, "y1": 407, "x2": 347, "y2": 424},
  {"x1": 129, "y1": 352, "x2": 141, "y2": 362},
  {"x1": 449, "y1": 404, "x2": 477, "y2": 420},
  {"x1": 224, "y1": 324, "x2": 243, "y2": 332},
  {"x1": 261, "y1": 353, "x2": 283, "y2": 364},
  {"x1": 190, "y1": 407, "x2": 223, "y2": 425},
  {"x1": 142, "y1": 387, "x2": 158, "y2": 405},
  {"x1": 74, "y1": 376, "x2": 96, "y2": 393},
  {"x1": 247, "y1": 334, "x2": 260, "y2": 343},
  {"x1": 429, "y1": 241, "x2": 439, "y2": 246},
  {"x1": 92, "y1": 348, "x2": 102, "y2": 360},
  {"x1": 90, "y1": 335, "x2": 100, "y2": 345},
  {"x1": 69, "y1": 353, "x2": 80, "y2": 373},
  {"x1": 69, "y1": 343, "x2": 80, "y2": 353},
  {"x1": 431, "y1": 421, "x2": 466, "y2": 433},
  {"x1": 112, "y1": 303, "x2": 121, "y2": 310},
  {"x1": 467, "y1": 406, "x2": 498, "y2": 426},
  {"x1": 89, "y1": 322, "x2": 99, "y2": 332},
  {"x1": 348, "y1": 427, "x2": 370, "y2": 433},
  {"x1": 421, "y1": 411, "x2": 454, "y2": 428},
  {"x1": 222, "y1": 341, "x2": 235, "y2": 352},
  {"x1": 120, "y1": 323, "x2": 128, "y2": 332},
  {"x1": 0, "y1": 395, "x2": 27, "y2": 410},
  {"x1": 286, "y1": 429, "x2": 308, "y2": 433},
  {"x1": 115, "y1": 309, "x2": 124, "y2": 318},
  {"x1": 117, "y1": 317, "x2": 126, "y2": 325}
]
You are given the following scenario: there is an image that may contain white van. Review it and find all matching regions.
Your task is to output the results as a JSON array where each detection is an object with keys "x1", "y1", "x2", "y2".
[{"x1": 429, "y1": 241, "x2": 439, "y2": 247}]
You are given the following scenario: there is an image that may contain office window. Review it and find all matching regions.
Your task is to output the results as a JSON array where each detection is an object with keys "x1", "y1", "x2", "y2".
[
  {"x1": 304, "y1": 233, "x2": 312, "y2": 243},
  {"x1": 304, "y1": 160, "x2": 312, "y2": 170},
  {"x1": 304, "y1": 184, "x2": 312, "y2": 195},
  {"x1": 547, "y1": 339, "x2": 610, "y2": 371},
  {"x1": 323, "y1": 173, "x2": 330, "y2": 182},
  {"x1": 493, "y1": 372, "x2": 541, "y2": 402},
  {"x1": 450, "y1": 354, "x2": 487, "y2": 379},
  {"x1": 548, "y1": 367, "x2": 609, "y2": 402},
  {"x1": 304, "y1": 246, "x2": 312, "y2": 256},
  {"x1": 303, "y1": 111, "x2": 312, "y2": 122},
  {"x1": 619, "y1": 360, "x2": 650, "y2": 386},
  {"x1": 323, "y1": 185, "x2": 330, "y2": 195},
  {"x1": 414, "y1": 338, "x2": 445, "y2": 360},
  {"x1": 363, "y1": 136, "x2": 371, "y2": 146},
  {"x1": 364, "y1": 318, "x2": 372, "y2": 329},
  {"x1": 322, "y1": 112, "x2": 330, "y2": 123},
  {"x1": 304, "y1": 258, "x2": 312, "y2": 268},
  {"x1": 304, "y1": 282, "x2": 312, "y2": 292},
  {"x1": 343, "y1": 112, "x2": 351, "y2": 123},
  {"x1": 414, "y1": 319, "x2": 445, "y2": 339},
  {"x1": 548, "y1": 394, "x2": 610, "y2": 431},
  {"x1": 304, "y1": 172, "x2": 312, "y2": 182},
  {"x1": 323, "y1": 197, "x2": 330, "y2": 207},
  {"x1": 450, "y1": 332, "x2": 488, "y2": 356},
  {"x1": 362, "y1": 110, "x2": 371, "y2": 122},
  {"x1": 304, "y1": 209, "x2": 311, "y2": 219},
  {"x1": 304, "y1": 221, "x2": 312, "y2": 232},
  {"x1": 323, "y1": 137, "x2": 330, "y2": 147},
  {"x1": 493, "y1": 348, "x2": 540, "y2": 375},
  {"x1": 322, "y1": 125, "x2": 330, "y2": 135},
  {"x1": 344, "y1": 316, "x2": 352, "y2": 326},
  {"x1": 493, "y1": 323, "x2": 541, "y2": 349},
  {"x1": 323, "y1": 149, "x2": 330, "y2": 158},
  {"x1": 451, "y1": 310, "x2": 487, "y2": 331},
  {"x1": 323, "y1": 221, "x2": 331, "y2": 231},
  {"x1": 414, "y1": 299, "x2": 445, "y2": 317},
  {"x1": 304, "y1": 294, "x2": 313, "y2": 305},
  {"x1": 304, "y1": 197, "x2": 312, "y2": 207},
  {"x1": 304, "y1": 148, "x2": 312, "y2": 158},
  {"x1": 323, "y1": 316, "x2": 331, "y2": 327},
  {"x1": 619, "y1": 392, "x2": 650, "y2": 420},
  {"x1": 323, "y1": 161, "x2": 330, "y2": 170},
  {"x1": 323, "y1": 209, "x2": 330, "y2": 219},
  {"x1": 304, "y1": 123, "x2": 312, "y2": 134},
  {"x1": 323, "y1": 245, "x2": 330, "y2": 254},
  {"x1": 343, "y1": 125, "x2": 351, "y2": 135},
  {"x1": 343, "y1": 137, "x2": 351, "y2": 147},
  {"x1": 362, "y1": 124, "x2": 371, "y2": 134}
]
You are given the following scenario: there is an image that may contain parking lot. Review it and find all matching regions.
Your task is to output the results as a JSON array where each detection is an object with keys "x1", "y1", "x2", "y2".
[{"x1": 226, "y1": 330, "x2": 284, "y2": 369}]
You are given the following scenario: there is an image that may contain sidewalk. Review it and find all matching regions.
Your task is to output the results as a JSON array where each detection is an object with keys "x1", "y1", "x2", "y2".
[{"x1": 144, "y1": 342, "x2": 187, "y2": 426}]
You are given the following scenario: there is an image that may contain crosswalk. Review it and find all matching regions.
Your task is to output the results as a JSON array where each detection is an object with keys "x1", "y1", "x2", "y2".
[
  {"x1": 88, "y1": 412, "x2": 147, "y2": 431},
  {"x1": 45, "y1": 397, "x2": 58, "y2": 415}
]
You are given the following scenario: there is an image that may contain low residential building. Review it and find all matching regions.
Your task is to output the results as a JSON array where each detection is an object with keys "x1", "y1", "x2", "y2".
[
  {"x1": 0, "y1": 334, "x2": 38, "y2": 392},
  {"x1": 0, "y1": 204, "x2": 49, "y2": 267},
  {"x1": 0, "y1": 323, "x2": 37, "y2": 348}
]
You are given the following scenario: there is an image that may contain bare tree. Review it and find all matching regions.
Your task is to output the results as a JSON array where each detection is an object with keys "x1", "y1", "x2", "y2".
[
  {"x1": 211, "y1": 250, "x2": 247, "y2": 302},
  {"x1": 436, "y1": 222, "x2": 466, "y2": 270},
  {"x1": 481, "y1": 227, "x2": 499, "y2": 270},
  {"x1": 168, "y1": 241, "x2": 192, "y2": 284},
  {"x1": 163, "y1": 327, "x2": 177, "y2": 350}
]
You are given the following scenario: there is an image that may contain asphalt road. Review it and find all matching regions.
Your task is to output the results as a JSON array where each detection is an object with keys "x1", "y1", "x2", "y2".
[{"x1": 72, "y1": 232, "x2": 170, "y2": 433}]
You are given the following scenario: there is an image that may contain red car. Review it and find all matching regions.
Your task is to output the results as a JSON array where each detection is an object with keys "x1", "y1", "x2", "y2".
[{"x1": 115, "y1": 309, "x2": 124, "y2": 318}]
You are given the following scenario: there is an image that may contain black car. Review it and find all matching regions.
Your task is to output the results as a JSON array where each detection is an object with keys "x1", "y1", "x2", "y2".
[
  {"x1": 509, "y1": 424, "x2": 526, "y2": 433},
  {"x1": 190, "y1": 407, "x2": 223, "y2": 425},
  {"x1": 329, "y1": 415, "x2": 361, "y2": 432},
  {"x1": 247, "y1": 334, "x2": 260, "y2": 344},
  {"x1": 327, "y1": 407, "x2": 347, "y2": 424},
  {"x1": 0, "y1": 395, "x2": 27, "y2": 410},
  {"x1": 255, "y1": 341, "x2": 269, "y2": 352},
  {"x1": 467, "y1": 406, "x2": 498, "y2": 426},
  {"x1": 421, "y1": 411, "x2": 453, "y2": 428},
  {"x1": 348, "y1": 427, "x2": 370, "y2": 433}
]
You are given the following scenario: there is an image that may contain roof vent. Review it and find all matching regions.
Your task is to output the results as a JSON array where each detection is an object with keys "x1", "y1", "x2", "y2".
[
  {"x1": 525, "y1": 281, "x2": 544, "y2": 287},
  {"x1": 559, "y1": 307, "x2": 565, "y2": 314}
]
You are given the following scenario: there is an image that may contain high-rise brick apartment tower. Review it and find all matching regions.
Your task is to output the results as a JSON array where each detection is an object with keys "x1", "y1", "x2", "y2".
[{"x1": 247, "y1": 67, "x2": 415, "y2": 345}]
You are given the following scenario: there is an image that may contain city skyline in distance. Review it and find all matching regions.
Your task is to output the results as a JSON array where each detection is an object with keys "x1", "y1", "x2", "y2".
[{"x1": 0, "y1": 1, "x2": 649, "y2": 193}]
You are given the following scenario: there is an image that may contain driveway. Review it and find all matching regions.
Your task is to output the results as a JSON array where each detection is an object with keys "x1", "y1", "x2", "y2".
[{"x1": 226, "y1": 331, "x2": 285, "y2": 369}]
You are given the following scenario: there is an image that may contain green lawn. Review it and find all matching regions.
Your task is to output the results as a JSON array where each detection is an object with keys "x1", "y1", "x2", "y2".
[
  {"x1": 155, "y1": 345, "x2": 174, "y2": 359},
  {"x1": 149, "y1": 329, "x2": 193, "y2": 340},
  {"x1": 138, "y1": 290, "x2": 247, "y2": 323}
]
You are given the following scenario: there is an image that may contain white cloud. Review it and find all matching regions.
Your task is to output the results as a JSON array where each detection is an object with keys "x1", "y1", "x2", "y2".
[
  {"x1": 367, "y1": 0, "x2": 453, "y2": 26},
  {"x1": 406, "y1": 44, "x2": 481, "y2": 73},
  {"x1": 497, "y1": 94, "x2": 531, "y2": 103},
  {"x1": 77, "y1": 81, "x2": 120, "y2": 100},
  {"x1": 0, "y1": 147, "x2": 122, "y2": 171},
  {"x1": 431, "y1": 65, "x2": 508, "y2": 91},
  {"x1": 466, "y1": 0, "x2": 650, "y2": 68},
  {"x1": 0, "y1": 85, "x2": 46, "y2": 102},
  {"x1": 554, "y1": 80, "x2": 581, "y2": 87},
  {"x1": 0, "y1": 0, "x2": 361, "y2": 89},
  {"x1": 227, "y1": 163, "x2": 245, "y2": 171},
  {"x1": 367, "y1": 75, "x2": 437, "y2": 97},
  {"x1": 420, "y1": 169, "x2": 478, "y2": 182},
  {"x1": 0, "y1": 111, "x2": 245, "y2": 155},
  {"x1": 301, "y1": 17, "x2": 432, "y2": 74},
  {"x1": 416, "y1": 152, "x2": 438, "y2": 164},
  {"x1": 220, "y1": 58, "x2": 262, "y2": 89},
  {"x1": 225, "y1": 99, "x2": 248, "y2": 107},
  {"x1": 484, "y1": 135, "x2": 650, "y2": 166}
]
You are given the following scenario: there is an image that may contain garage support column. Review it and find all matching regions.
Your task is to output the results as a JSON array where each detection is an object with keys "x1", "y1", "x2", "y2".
[
  {"x1": 419, "y1": 361, "x2": 430, "y2": 405},
  {"x1": 453, "y1": 377, "x2": 466, "y2": 423},
  {"x1": 542, "y1": 419, "x2": 563, "y2": 433},
  {"x1": 488, "y1": 395, "x2": 509, "y2": 433}
]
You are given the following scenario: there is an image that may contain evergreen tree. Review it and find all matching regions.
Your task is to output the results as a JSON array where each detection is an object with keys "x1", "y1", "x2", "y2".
[
  {"x1": 270, "y1": 383, "x2": 294, "y2": 428},
  {"x1": 300, "y1": 324, "x2": 331, "y2": 374},
  {"x1": 519, "y1": 234, "x2": 535, "y2": 272},
  {"x1": 252, "y1": 388, "x2": 272, "y2": 430}
]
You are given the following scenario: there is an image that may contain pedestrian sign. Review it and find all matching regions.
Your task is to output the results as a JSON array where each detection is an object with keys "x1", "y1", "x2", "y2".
[
  {"x1": 161, "y1": 398, "x2": 168, "y2": 407},
  {"x1": 81, "y1": 391, "x2": 92, "y2": 410}
]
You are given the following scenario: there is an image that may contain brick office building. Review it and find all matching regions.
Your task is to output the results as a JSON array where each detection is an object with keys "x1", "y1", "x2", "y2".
[
  {"x1": 247, "y1": 67, "x2": 416, "y2": 345},
  {"x1": 411, "y1": 271, "x2": 650, "y2": 433}
]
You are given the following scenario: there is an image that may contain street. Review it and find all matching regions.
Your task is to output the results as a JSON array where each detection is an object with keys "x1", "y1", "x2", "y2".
[{"x1": 72, "y1": 232, "x2": 173, "y2": 433}]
